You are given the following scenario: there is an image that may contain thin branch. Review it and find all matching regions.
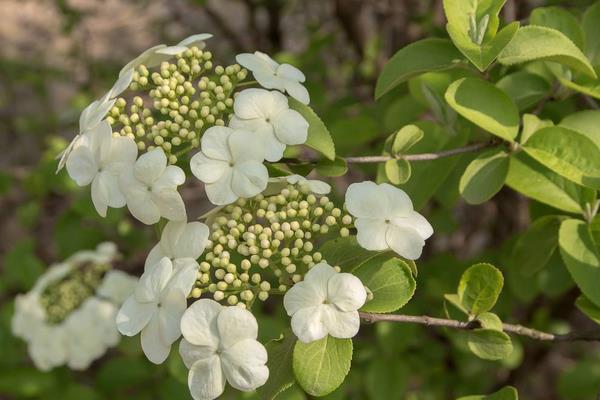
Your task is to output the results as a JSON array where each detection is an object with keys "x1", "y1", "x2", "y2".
[
  {"x1": 359, "y1": 312, "x2": 600, "y2": 342},
  {"x1": 344, "y1": 141, "x2": 496, "y2": 164}
]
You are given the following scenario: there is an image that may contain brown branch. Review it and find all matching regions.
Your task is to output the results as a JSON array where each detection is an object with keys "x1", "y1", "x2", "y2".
[{"x1": 359, "y1": 312, "x2": 600, "y2": 342}]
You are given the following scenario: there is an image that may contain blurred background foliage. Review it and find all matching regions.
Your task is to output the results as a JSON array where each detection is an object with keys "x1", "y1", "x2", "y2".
[{"x1": 1, "y1": 0, "x2": 600, "y2": 399}]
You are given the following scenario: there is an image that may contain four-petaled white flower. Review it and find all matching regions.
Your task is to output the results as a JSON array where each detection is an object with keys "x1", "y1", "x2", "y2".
[
  {"x1": 119, "y1": 147, "x2": 187, "y2": 225},
  {"x1": 65, "y1": 120, "x2": 138, "y2": 217},
  {"x1": 145, "y1": 220, "x2": 210, "y2": 271},
  {"x1": 229, "y1": 89, "x2": 308, "y2": 162},
  {"x1": 179, "y1": 299, "x2": 269, "y2": 400},
  {"x1": 190, "y1": 126, "x2": 268, "y2": 206},
  {"x1": 117, "y1": 257, "x2": 197, "y2": 364},
  {"x1": 345, "y1": 181, "x2": 433, "y2": 260},
  {"x1": 236, "y1": 51, "x2": 310, "y2": 105},
  {"x1": 283, "y1": 262, "x2": 367, "y2": 343}
]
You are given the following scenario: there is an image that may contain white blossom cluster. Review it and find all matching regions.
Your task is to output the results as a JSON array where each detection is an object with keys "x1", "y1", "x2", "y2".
[
  {"x1": 11, "y1": 243, "x2": 137, "y2": 371},
  {"x1": 51, "y1": 33, "x2": 434, "y2": 400}
]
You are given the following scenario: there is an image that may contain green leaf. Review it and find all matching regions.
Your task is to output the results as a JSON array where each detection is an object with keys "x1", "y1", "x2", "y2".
[
  {"x1": 289, "y1": 98, "x2": 335, "y2": 161},
  {"x1": 258, "y1": 330, "x2": 297, "y2": 400},
  {"x1": 522, "y1": 126, "x2": 600, "y2": 189},
  {"x1": 385, "y1": 159, "x2": 411, "y2": 185},
  {"x1": 576, "y1": 295, "x2": 600, "y2": 325},
  {"x1": 555, "y1": 69, "x2": 600, "y2": 101},
  {"x1": 467, "y1": 329, "x2": 513, "y2": 360},
  {"x1": 443, "y1": 0, "x2": 519, "y2": 71},
  {"x1": 445, "y1": 77, "x2": 519, "y2": 142},
  {"x1": 520, "y1": 113, "x2": 554, "y2": 144},
  {"x1": 498, "y1": 26, "x2": 597, "y2": 78},
  {"x1": 375, "y1": 38, "x2": 463, "y2": 99},
  {"x1": 477, "y1": 312, "x2": 503, "y2": 331},
  {"x1": 457, "y1": 386, "x2": 519, "y2": 400},
  {"x1": 505, "y1": 152, "x2": 588, "y2": 214},
  {"x1": 3, "y1": 239, "x2": 44, "y2": 291},
  {"x1": 583, "y1": 2, "x2": 600, "y2": 65},
  {"x1": 292, "y1": 336, "x2": 352, "y2": 397},
  {"x1": 444, "y1": 293, "x2": 469, "y2": 315},
  {"x1": 0, "y1": 368, "x2": 57, "y2": 397},
  {"x1": 316, "y1": 156, "x2": 347, "y2": 177},
  {"x1": 458, "y1": 263, "x2": 504, "y2": 315},
  {"x1": 560, "y1": 110, "x2": 600, "y2": 149},
  {"x1": 459, "y1": 149, "x2": 509, "y2": 204},
  {"x1": 513, "y1": 215, "x2": 566, "y2": 276},
  {"x1": 318, "y1": 236, "x2": 387, "y2": 272},
  {"x1": 530, "y1": 7, "x2": 584, "y2": 50},
  {"x1": 496, "y1": 71, "x2": 551, "y2": 111},
  {"x1": 354, "y1": 257, "x2": 416, "y2": 313},
  {"x1": 559, "y1": 218, "x2": 600, "y2": 307},
  {"x1": 392, "y1": 124, "x2": 424, "y2": 155}
]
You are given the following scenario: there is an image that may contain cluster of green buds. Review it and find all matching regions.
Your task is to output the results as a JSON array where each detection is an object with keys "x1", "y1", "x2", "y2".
[
  {"x1": 107, "y1": 45, "x2": 249, "y2": 164},
  {"x1": 189, "y1": 182, "x2": 353, "y2": 309},
  {"x1": 39, "y1": 262, "x2": 111, "y2": 324}
]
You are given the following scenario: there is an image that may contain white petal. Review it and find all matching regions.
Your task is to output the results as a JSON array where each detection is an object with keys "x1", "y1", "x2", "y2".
[
  {"x1": 231, "y1": 163, "x2": 268, "y2": 198},
  {"x1": 180, "y1": 299, "x2": 222, "y2": 347},
  {"x1": 254, "y1": 70, "x2": 286, "y2": 91},
  {"x1": 168, "y1": 258, "x2": 199, "y2": 295},
  {"x1": 188, "y1": 355, "x2": 226, "y2": 400},
  {"x1": 92, "y1": 172, "x2": 126, "y2": 216},
  {"x1": 259, "y1": 129, "x2": 287, "y2": 162},
  {"x1": 109, "y1": 69, "x2": 133, "y2": 98},
  {"x1": 135, "y1": 257, "x2": 173, "y2": 302},
  {"x1": 179, "y1": 338, "x2": 217, "y2": 369},
  {"x1": 236, "y1": 52, "x2": 277, "y2": 74},
  {"x1": 233, "y1": 88, "x2": 274, "y2": 119},
  {"x1": 221, "y1": 339, "x2": 269, "y2": 391},
  {"x1": 217, "y1": 306, "x2": 258, "y2": 349},
  {"x1": 116, "y1": 295, "x2": 155, "y2": 336},
  {"x1": 80, "y1": 97, "x2": 115, "y2": 132},
  {"x1": 284, "y1": 81, "x2": 310, "y2": 105},
  {"x1": 97, "y1": 270, "x2": 137, "y2": 304},
  {"x1": 322, "y1": 307, "x2": 360, "y2": 339},
  {"x1": 380, "y1": 183, "x2": 414, "y2": 217},
  {"x1": 141, "y1": 315, "x2": 171, "y2": 364},
  {"x1": 392, "y1": 211, "x2": 434, "y2": 240},
  {"x1": 106, "y1": 135, "x2": 138, "y2": 172},
  {"x1": 229, "y1": 129, "x2": 265, "y2": 163},
  {"x1": 277, "y1": 63, "x2": 306, "y2": 82},
  {"x1": 134, "y1": 148, "x2": 167, "y2": 185},
  {"x1": 155, "y1": 45, "x2": 188, "y2": 56},
  {"x1": 121, "y1": 170, "x2": 161, "y2": 225},
  {"x1": 205, "y1": 170, "x2": 237, "y2": 206},
  {"x1": 178, "y1": 33, "x2": 213, "y2": 48},
  {"x1": 308, "y1": 179, "x2": 331, "y2": 195},
  {"x1": 385, "y1": 224, "x2": 426, "y2": 260},
  {"x1": 303, "y1": 262, "x2": 337, "y2": 300},
  {"x1": 190, "y1": 153, "x2": 230, "y2": 184},
  {"x1": 345, "y1": 181, "x2": 389, "y2": 218},
  {"x1": 158, "y1": 287, "x2": 187, "y2": 345},
  {"x1": 172, "y1": 222, "x2": 209, "y2": 259},
  {"x1": 144, "y1": 244, "x2": 164, "y2": 272},
  {"x1": 291, "y1": 306, "x2": 328, "y2": 343},
  {"x1": 154, "y1": 165, "x2": 185, "y2": 189},
  {"x1": 152, "y1": 189, "x2": 187, "y2": 222},
  {"x1": 271, "y1": 109, "x2": 308, "y2": 145},
  {"x1": 66, "y1": 145, "x2": 97, "y2": 186},
  {"x1": 201, "y1": 126, "x2": 233, "y2": 161},
  {"x1": 327, "y1": 273, "x2": 367, "y2": 312},
  {"x1": 283, "y1": 281, "x2": 324, "y2": 316},
  {"x1": 354, "y1": 218, "x2": 389, "y2": 251}
]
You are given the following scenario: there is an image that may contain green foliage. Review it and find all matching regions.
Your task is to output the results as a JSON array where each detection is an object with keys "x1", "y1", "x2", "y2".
[
  {"x1": 583, "y1": 2, "x2": 600, "y2": 65},
  {"x1": 459, "y1": 149, "x2": 509, "y2": 204},
  {"x1": 315, "y1": 156, "x2": 347, "y2": 177},
  {"x1": 496, "y1": 71, "x2": 551, "y2": 111},
  {"x1": 391, "y1": 124, "x2": 424, "y2": 155},
  {"x1": 530, "y1": 7, "x2": 584, "y2": 49},
  {"x1": 289, "y1": 98, "x2": 336, "y2": 161},
  {"x1": 258, "y1": 331, "x2": 297, "y2": 400},
  {"x1": 384, "y1": 159, "x2": 411, "y2": 185},
  {"x1": 512, "y1": 215, "x2": 565, "y2": 276},
  {"x1": 458, "y1": 263, "x2": 504, "y2": 316},
  {"x1": 292, "y1": 336, "x2": 352, "y2": 397},
  {"x1": 457, "y1": 386, "x2": 518, "y2": 399},
  {"x1": 575, "y1": 295, "x2": 600, "y2": 324},
  {"x1": 467, "y1": 329, "x2": 513, "y2": 361}
]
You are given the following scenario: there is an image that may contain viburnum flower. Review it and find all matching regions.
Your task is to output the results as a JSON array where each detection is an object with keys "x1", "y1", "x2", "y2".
[
  {"x1": 236, "y1": 51, "x2": 310, "y2": 104},
  {"x1": 190, "y1": 126, "x2": 268, "y2": 206},
  {"x1": 268, "y1": 174, "x2": 331, "y2": 195},
  {"x1": 119, "y1": 147, "x2": 187, "y2": 225},
  {"x1": 345, "y1": 181, "x2": 433, "y2": 260},
  {"x1": 117, "y1": 257, "x2": 197, "y2": 364},
  {"x1": 97, "y1": 270, "x2": 138, "y2": 304},
  {"x1": 229, "y1": 89, "x2": 308, "y2": 162},
  {"x1": 145, "y1": 220, "x2": 210, "y2": 271},
  {"x1": 283, "y1": 262, "x2": 367, "y2": 343},
  {"x1": 179, "y1": 299, "x2": 269, "y2": 400},
  {"x1": 65, "y1": 120, "x2": 138, "y2": 217}
]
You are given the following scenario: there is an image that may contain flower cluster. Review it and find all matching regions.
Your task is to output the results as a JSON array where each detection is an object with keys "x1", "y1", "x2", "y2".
[{"x1": 11, "y1": 243, "x2": 137, "y2": 371}]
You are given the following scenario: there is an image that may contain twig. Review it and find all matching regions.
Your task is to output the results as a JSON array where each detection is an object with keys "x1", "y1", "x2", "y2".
[{"x1": 359, "y1": 312, "x2": 600, "y2": 342}]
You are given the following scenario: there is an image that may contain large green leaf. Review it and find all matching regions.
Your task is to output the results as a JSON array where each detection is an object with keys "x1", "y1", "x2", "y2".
[
  {"x1": 496, "y1": 71, "x2": 551, "y2": 111},
  {"x1": 583, "y1": 1, "x2": 600, "y2": 65},
  {"x1": 576, "y1": 295, "x2": 600, "y2": 325},
  {"x1": 384, "y1": 159, "x2": 411, "y2": 185},
  {"x1": 506, "y1": 152, "x2": 588, "y2": 214},
  {"x1": 467, "y1": 329, "x2": 513, "y2": 360},
  {"x1": 498, "y1": 26, "x2": 597, "y2": 78},
  {"x1": 530, "y1": 6, "x2": 584, "y2": 50},
  {"x1": 375, "y1": 38, "x2": 463, "y2": 99},
  {"x1": 556, "y1": 69, "x2": 600, "y2": 101},
  {"x1": 459, "y1": 149, "x2": 509, "y2": 204},
  {"x1": 318, "y1": 236, "x2": 387, "y2": 272},
  {"x1": 560, "y1": 110, "x2": 600, "y2": 149},
  {"x1": 293, "y1": 336, "x2": 352, "y2": 397},
  {"x1": 445, "y1": 77, "x2": 519, "y2": 142},
  {"x1": 354, "y1": 257, "x2": 416, "y2": 313},
  {"x1": 392, "y1": 124, "x2": 424, "y2": 155},
  {"x1": 457, "y1": 386, "x2": 519, "y2": 400},
  {"x1": 443, "y1": 0, "x2": 519, "y2": 71},
  {"x1": 522, "y1": 126, "x2": 600, "y2": 189},
  {"x1": 288, "y1": 99, "x2": 335, "y2": 161},
  {"x1": 458, "y1": 263, "x2": 504, "y2": 315},
  {"x1": 559, "y1": 218, "x2": 600, "y2": 307},
  {"x1": 513, "y1": 215, "x2": 566, "y2": 276},
  {"x1": 258, "y1": 331, "x2": 297, "y2": 400},
  {"x1": 520, "y1": 113, "x2": 554, "y2": 144}
]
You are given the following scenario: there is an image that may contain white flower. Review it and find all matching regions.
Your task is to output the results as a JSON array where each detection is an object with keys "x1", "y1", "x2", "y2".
[
  {"x1": 65, "y1": 120, "x2": 137, "y2": 217},
  {"x1": 229, "y1": 89, "x2": 308, "y2": 162},
  {"x1": 145, "y1": 220, "x2": 209, "y2": 271},
  {"x1": 179, "y1": 299, "x2": 269, "y2": 400},
  {"x1": 345, "y1": 181, "x2": 433, "y2": 260},
  {"x1": 97, "y1": 270, "x2": 138, "y2": 304},
  {"x1": 120, "y1": 147, "x2": 187, "y2": 225},
  {"x1": 28, "y1": 326, "x2": 68, "y2": 371},
  {"x1": 177, "y1": 33, "x2": 213, "y2": 49},
  {"x1": 116, "y1": 257, "x2": 197, "y2": 364},
  {"x1": 236, "y1": 51, "x2": 310, "y2": 104},
  {"x1": 190, "y1": 126, "x2": 268, "y2": 206},
  {"x1": 269, "y1": 174, "x2": 331, "y2": 195},
  {"x1": 283, "y1": 262, "x2": 366, "y2": 343}
]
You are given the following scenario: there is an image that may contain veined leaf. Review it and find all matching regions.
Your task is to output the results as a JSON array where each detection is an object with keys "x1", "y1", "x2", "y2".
[
  {"x1": 458, "y1": 263, "x2": 504, "y2": 315},
  {"x1": 289, "y1": 99, "x2": 335, "y2": 161},
  {"x1": 513, "y1": 215, "x2": 566, "y2": 276},
  {"x1": 467, "y1": 329, "x2": 513, "y2": 360},
  {"x1": 530, "y1": 6, "x2": 584, "y2": 50},
  {"x1": 496, "y1": 71, "x2": 551, "y2": 111},
  {"x1": 459, "y1": 149, "x2": 509, "y2": 204},
  {"x1": 457, "y1": 386, "x2": 519, "y2": 400}
]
